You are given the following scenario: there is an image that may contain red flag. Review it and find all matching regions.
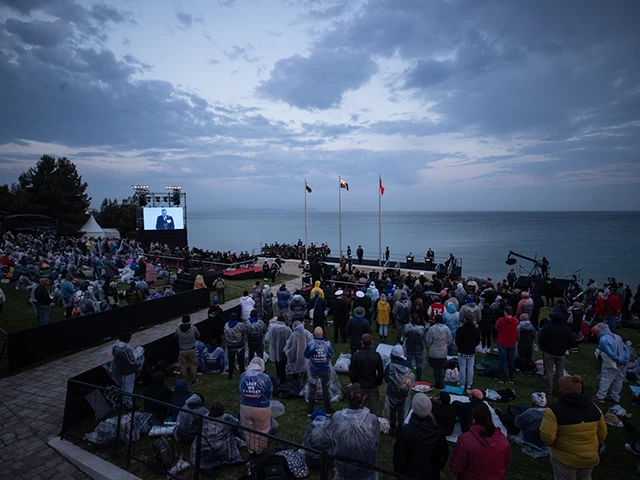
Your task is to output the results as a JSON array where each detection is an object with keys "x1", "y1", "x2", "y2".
[{"x1": 379, "y1": 177, "x2": 385, "y2": 196}]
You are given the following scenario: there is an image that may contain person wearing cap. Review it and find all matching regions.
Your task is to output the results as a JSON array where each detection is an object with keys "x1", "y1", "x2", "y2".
[
  {"x1": 384, "y1": 344, "x2": 415, "y2": 436},
  {"x1": 460, "y1": 294, "x2": 482, "y2": 326},
  {"x1": 332, "y1": 289, "x2": 350, "y2": 344},
  {"x1": 393, "y1": 393, "x2": 449, "y2": 479},
  {"x1": 239, "y1": 357, "x2": 273, "y2": 454},
  {"x1": 426, "y1": 314, "x2": 453, "y2": 389},
  {"x1": 349, "y1": 333, "x2": 383, "y2": 415},
  {"x1": 346, "y1": 306, "x2": 371, "y2": 356},
  {"x1": 540, "y1": 375, "x2": 607, "y2": 479},
  {"x1": 303, "y1": 409, "x2": 333, "y2": 470},
  {"x1": 375, "y1": 293, "x2": 391, "y2": 342},
  {"x1": 538, "y1": 312, "x2": 573, "y2": 397},
  {"x1": 330, "y1": 383, "x2": 380, "y2": 480},
  {"x1": 304, "y1": 327, "x2": 335, "y2": 416},
  {"x1": 174, "y1": 314, "x2": 201, "y2": 386},
  {"x1": 591, "y1": 322, "x2": 629, "y2": 404},
  {"x1": 224, "y1": 313, "x2": 247, "y2": 380},
  {"x1": 450, "y1": 403, "x2": 512, "y2": 479},
  {"x1": 393, "y1": 290, "x2": 412, "y2": 342},
  {"x1": 353, "y1": 289, "x2": 372, "y2": 321}
]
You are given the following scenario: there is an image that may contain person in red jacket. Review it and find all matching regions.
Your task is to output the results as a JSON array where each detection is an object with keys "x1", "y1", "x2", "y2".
[
  {"x1": 495, "y1": 306, "x2": 519, "y2": 383},
  {"x1": 450, "y1": 403, "x2": 512, "y2": 480},
  {"x1": 605, "y1": 290, "x2": 622, "y2": 333},
  {"x1": 594, "y1": 292, "x2": 606, "y2": 318}
]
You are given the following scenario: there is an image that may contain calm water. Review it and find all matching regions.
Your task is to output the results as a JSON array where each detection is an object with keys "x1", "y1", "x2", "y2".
[{"x1": 187, "y1": 211, "x2": 640, "y2": 285}]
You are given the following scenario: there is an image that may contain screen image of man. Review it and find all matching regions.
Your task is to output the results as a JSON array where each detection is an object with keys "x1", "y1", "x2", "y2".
[{"x1": 155, "y1": 209, "x2": 175, "y2": 230}]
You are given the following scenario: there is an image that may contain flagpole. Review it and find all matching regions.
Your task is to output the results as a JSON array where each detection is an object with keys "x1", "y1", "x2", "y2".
[
  {"x1": 378, "y1": 174, "x2": 382, "y2": 267},
  {"x1": 339, "y1": 176, "x2": 343, "y2": 258},
  {"x1": 304, "y1": 178, "x2": 308, "y2": 260}
]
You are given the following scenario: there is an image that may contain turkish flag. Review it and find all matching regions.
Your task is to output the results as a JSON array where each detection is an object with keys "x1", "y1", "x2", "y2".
[{"x1": 379, "y1": 177, "x2": 385, "y2": 196}]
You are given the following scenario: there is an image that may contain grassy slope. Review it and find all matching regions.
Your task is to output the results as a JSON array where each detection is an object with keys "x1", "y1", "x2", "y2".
[{"x1": 93, "y1": 306, "x2": 640, "y2": 479}]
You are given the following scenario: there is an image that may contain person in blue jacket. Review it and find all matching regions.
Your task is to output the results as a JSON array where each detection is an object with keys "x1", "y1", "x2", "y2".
[
  {"x1": 239, "y1": 357, "x2": 273, "y2": 454},
  {"x1": 592, "y1": 322, "x2": 630, "y2": 403},
  {"x1": 277, "y1": 283, "x2": 292, "y2": 321},
  {"x1": 304, "y1": 327, "x2": 335, "y2": 416},
  {"x1": 200, "y1": 338, "x2": 226, "y2": 374}
]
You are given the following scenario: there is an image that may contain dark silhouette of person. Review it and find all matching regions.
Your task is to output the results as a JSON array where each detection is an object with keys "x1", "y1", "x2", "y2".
[
  {"x1": 155, "y1": 209, "x2": 175, "y2": 230},
  {"x1": 357, "y1": 245, "x2": 364, "y2": 264}
]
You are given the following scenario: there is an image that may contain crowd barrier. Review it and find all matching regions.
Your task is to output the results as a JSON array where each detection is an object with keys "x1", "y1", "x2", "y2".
[{"x1": 7, "y1": 288, "x2": 210, "y2": 372}]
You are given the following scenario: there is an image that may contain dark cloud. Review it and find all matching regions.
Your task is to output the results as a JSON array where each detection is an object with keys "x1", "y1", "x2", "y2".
[
  {"x1": 224, "y1": 44, "x2": 258, "y2": 63},
  {"x1": 258, "y1": 49, "x2": 378, "y2": 109},
  {"x1": 175, "y1": 11, "x2": 194, "y2": 28},
  {"x1": 4, "y1": 18, "x2": 69, "y2": 47}
]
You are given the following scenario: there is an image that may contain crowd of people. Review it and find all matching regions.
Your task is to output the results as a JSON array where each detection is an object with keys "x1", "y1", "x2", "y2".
[{"x1": 261, "y1": 240, "x2": 330, "y2": 260}]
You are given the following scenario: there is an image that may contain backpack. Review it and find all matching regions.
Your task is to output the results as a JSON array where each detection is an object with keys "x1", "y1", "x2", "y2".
[
  {"x1": 255, "y1": 455, "x2": 290, "y2": 480},
  {"x1": 153, "y1": 436, "x2": 176, "y2": 469}
]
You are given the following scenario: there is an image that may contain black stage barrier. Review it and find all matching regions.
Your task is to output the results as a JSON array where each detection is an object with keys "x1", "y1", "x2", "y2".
[
  {"x1": 8, "y1": 288, "x2": 210, "y2": 372},
  {"x1": 135, "y1": 229, "x2": 188, "y2": 250}
]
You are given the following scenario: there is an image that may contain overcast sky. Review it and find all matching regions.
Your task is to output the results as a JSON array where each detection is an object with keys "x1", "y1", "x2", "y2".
[{"x1": 0, "y1": 0, "x2": 638, "y2": 212}]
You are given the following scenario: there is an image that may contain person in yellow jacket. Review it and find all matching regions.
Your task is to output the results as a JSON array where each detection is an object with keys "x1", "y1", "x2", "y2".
[
  {"x1": 194, "y1": 274, "x2": 207, "y2": 290},
  {"x1": 310, "y1": 281, "x2": 324, "y2": 299},
  {"x1": 376, "y1": 294, "x2": 391, "y2": 342},
  {"x1": 540, "y1": 375, "x2": 607, "y2": 479}
]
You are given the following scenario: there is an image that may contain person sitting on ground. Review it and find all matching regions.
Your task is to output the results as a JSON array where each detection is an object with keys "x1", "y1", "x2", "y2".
[
  {"x1": 330, "y1": 383, "x2": 381, "y2": 480},
  {"x1": 124, "y1": 280, "x2": 142, "y2": 305},
  {"x1": 515, "y1": 313, "x2": 536, "y2": 374},
  {"x1": 239, "y1": 290, "x2": 255, "y2": 321},
  {"x1": 499, "y1": 392, "x2": 550, "y2": 459},
  {"x1": 393, "y1": 393, "x2": 449, "y2": 480},
  {"x1": 239, "y1": 357, "x2": 273, "y2": 455},
  {"x1": 171, "y1": 379, "x2": 191, "y2": 420},
  {"x1": 540, "y1": 375, "x2": 607, "y2": 479},
  {"x1": 384, "y1": 344, "x2": 415, "y2": 437},
  {"x1": 284, "y1": 321, "x2": 314, "y2": 380},
  {"x1": 200, "y1": 338, "x2": 226, "y2": 374},
  {"x1": 175, "y1": 314, "x2": 201, "y2": 386},
  {"x1": 192, "y1": 400, "x2": 243, "y2": 471},
  {"x1": 452, "y1": 389, "x2": 486, "y2": 433},
  {"x1": 426, "y1": 314, "x2": 453, "y2": 389},
  {"x1": 346, "y1": 306, "x2": 371, "y2": 356},
  {"x1": 246, "y1": 309, "x2": 267, "y2": 361},
  {"x1": 303, "y1": 409, "x2": 333, "y2": 470},
  {"x1": 450, "y1": 403, "x2": 512, "y2": 480},
  {"x1": 304, "y1": 327, "x2": 335, "y2": 416},
  {"x1": 143, "y1": 372, "x2": 174, "y2": 420},
  {"x1": 432, "y1": 392, "x2": 456, "y2": 437},
  {"x1": 174, "y1": 393, "x2": 209, "y2": 445},
  {"x1": 349, "y1": 333, "x2": 383, "y2": 416},
  {"x1": 224, "y1": 313, "x2": 247, "y2": 380},
  {"x1": 265, "y1": 316, "x2": 291, "y2": 383}
]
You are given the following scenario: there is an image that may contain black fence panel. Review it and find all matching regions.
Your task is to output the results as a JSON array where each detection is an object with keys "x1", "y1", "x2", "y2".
[{"x1": 7, "y1": 288, "x2": 210, "y2": 371}]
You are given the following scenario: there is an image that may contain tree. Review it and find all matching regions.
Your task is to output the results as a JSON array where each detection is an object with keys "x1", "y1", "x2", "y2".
[
  {"x1": 18, "y1": 155, "x2": 91, "y2": 235},
  {"x1": 95, "y1": 197, "x2": 137, "y2": 238}
]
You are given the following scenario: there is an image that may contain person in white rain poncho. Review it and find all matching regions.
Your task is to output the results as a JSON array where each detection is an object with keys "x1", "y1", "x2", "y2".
[
  {"x1": 284, "y1": 321, "x2": 313, "y2": 379},
  {"x1": 191, "y1": 400, "x2": 243, "y2": 471},
  {"x1": 239, "y1": 290, "x2": 255, "y2": 321},
  {"x1": 289, "y1": 290, "x2": 308, "y2": 324},
  {"x1": 330, "y1": 383, "x2": 380, "y2": 480},
  {"x1": 266, "y1": 316, "x2": 292, "y2": 383}
]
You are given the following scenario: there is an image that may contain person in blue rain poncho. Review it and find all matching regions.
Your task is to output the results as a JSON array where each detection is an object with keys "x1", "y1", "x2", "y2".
[
  {"x1": 384, "y1": 344, "x2": 415, "y2": 437},
  {"x1": 239, "y1": 357, "x2": 273, "y2": 454},
  {"x1": 592, "y1": 322, "x2": 630, "y2": 403}
]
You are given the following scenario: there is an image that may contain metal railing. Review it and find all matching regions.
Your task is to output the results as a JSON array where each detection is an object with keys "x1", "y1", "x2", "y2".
[
  {"x1": 62, "y1": 379, "x2": 411, "y2": 480},
  {"x1": 143, "y1": 254, "x2": 257, "y2": 271}
]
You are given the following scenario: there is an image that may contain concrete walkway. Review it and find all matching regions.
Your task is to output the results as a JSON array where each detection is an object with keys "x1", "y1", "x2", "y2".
[{"x1": 0, "y1": 272, "x2": 302, "y2": 479}]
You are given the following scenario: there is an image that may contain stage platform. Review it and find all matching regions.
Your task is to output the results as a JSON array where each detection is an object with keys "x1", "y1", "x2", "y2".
[{"x1": 222, "y1": 266, "x2": 263, "y2": 280}]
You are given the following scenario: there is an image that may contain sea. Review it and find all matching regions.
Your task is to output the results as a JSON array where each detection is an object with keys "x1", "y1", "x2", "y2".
[{"x1": 187, "y1": 211, "x2": 640, "y2": 286}]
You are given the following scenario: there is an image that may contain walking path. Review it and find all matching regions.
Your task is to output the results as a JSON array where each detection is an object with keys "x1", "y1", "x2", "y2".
[{"x1": 0, "y1": 272, "x2": 303, "y2": 479}]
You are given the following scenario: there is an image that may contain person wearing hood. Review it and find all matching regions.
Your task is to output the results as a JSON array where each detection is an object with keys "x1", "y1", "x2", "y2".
[
  {"x1": 540, "y1": 376, "x2": 607, "y2": 479},
  {"x1": 385, "y1": 344, "x2": 415, "y2": 436},
  {"x1": 303, "y1": 409, "x2": 333, "y2": 470},
  {"x1": 246, "y1": 309, "x2": 267, "y2": 361},
  {"x1": 252, "y1": 281, "x2": 263, "y2": 319},
  {"x1": 174, "y1": 393, "x2": 209, "y2": 445},
  {"x1": 239, "y1": 357, "x2": 273, "y2": 454},
  {"x1": 289, "y1": 290, "x2": 308, "y2": 325},
  {"x1": 276, "y1": 283, "x2": 292, "y2": 321},
  {"x1": 443, "y1": 302, "x2": 461, "y2": 356},
  {"x1": 515, "y1": 314, "x2": 536, "y2": 374},
  {"x1": 495, "y1": 306, "x2": 518, "y2": 384},
  {"x1": 385, "y1": 280, "x2": 394, "y2": 301},
  {"x1": 193, "y1": 400, "x2": 243, "y2": 471},
  {"x1": 330, "y1": 383, "x2": 380, "y2": 480},
  {"x1": 193, "y1": 274, "x2": 206, "y2": 290},
  {"x1": 538, "y1": 313, "x2": 573, "y2": 397},
  {"x1": 171, "y1": 379, "x2": 192, "y2": 420},
  {"x1": 310, "y1": 280, "x2": 325, "y2": 299},
  {"x1": 304, "y1": 327, "x2": 335, "y2": 415},
  {"x1": 592, "y1": 322, "x2": 630, "y2": 404},
  {"x1": 460, "y1": 294, "x2": 482, "y2": 326},
  {"x1": 346, "y1": 306, "x2": 371, "y2": 355},
  {"x1": 224, "y1": 313, "x2": 247, "y2": 380},
  {"x1": 450, "y1": 403, "x2": 511, "y2": 479},
  {"x1": 394, "y1": 393, "x2": 449, "y2": 479},
  {"x1": 261, "y1": 284, "x2": 274, "y2": 319},
  {"x1": 393, "y1": 290, "x2": 412, "y2": 342},
  {"x1": 175, "y1": 314, "x2": 201, "y2": 386},
  {"x1": 239, "y1": 290, "x2": 255, "y2": 321},
  {"x1": 266, "y1": 316, "x2": 292, "y2": 383},
  {"x1": 308, "y1": 290, "x2": 327, "y2": 329},
  {"x1": 516, "y1": 292, "x2": 534, "y2": 318},
  {"x1": 455, "y1": 283, "x2": 468, "y2": 306},
  {"x1": 284, "y1": 321, "x2": 314, "y2": 379},
  {"x1": 332, "y1": 289, "x2": 351, "y2": 344},
  {"x1": 456, "y1": 315, "x2": 481, "y2": 389},
  {"x1": 200, "y1": 338, "x2": 226, "y2": 374},
  {"x1": 111, "y1": 332, "x2": 139, "y2": 409},
  {"x1": 376, "y1": 293, "x2": 391, "y2": 342},
  {"x1": 506, "y1": 393, "x2": 550, "y2": 459},
  {"x1": 426, "y1": 314, "x2": 453, "y2": 389},
  {"x1": 143, "y1": 372, "x2": 174, "y2": 419},
  {"x1": 368, "y1": 281, "x2": 380, "y2": 301}
]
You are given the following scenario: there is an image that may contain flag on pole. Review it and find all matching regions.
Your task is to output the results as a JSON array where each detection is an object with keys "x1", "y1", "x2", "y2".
[
  {"x1": 340, "y1": 178, "x2": 349, "y2": 191},
  {"x1": 305, "y1": 181, "x2": 312, "y2": 193},
  {"x1": 379, "y1": 176, "x2": 385, "y2": 196}
]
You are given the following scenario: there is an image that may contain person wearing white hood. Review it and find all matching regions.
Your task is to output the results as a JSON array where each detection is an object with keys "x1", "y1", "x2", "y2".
[
  {"x1": 368, "y1": 282, "x2": 380, "y2": 301},
  {"x1": 284, "y1": 321, "x2": 314, "y2": 380},
  {"x1": 239, "y1": 357, "x2": 273, "y2": 454},
  {"x1": 239, "y1": 290, "x2": 255, "y2": 321}
]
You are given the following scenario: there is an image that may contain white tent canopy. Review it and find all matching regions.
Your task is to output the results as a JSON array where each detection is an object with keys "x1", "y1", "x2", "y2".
[{"x1": 79, "y1": 215, "x2": 120, "y2": 239}]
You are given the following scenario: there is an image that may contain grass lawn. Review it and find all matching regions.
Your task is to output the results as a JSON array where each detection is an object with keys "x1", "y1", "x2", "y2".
[{"x1": 68, "y1": 305, "x2": 640, "y2": 479}]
